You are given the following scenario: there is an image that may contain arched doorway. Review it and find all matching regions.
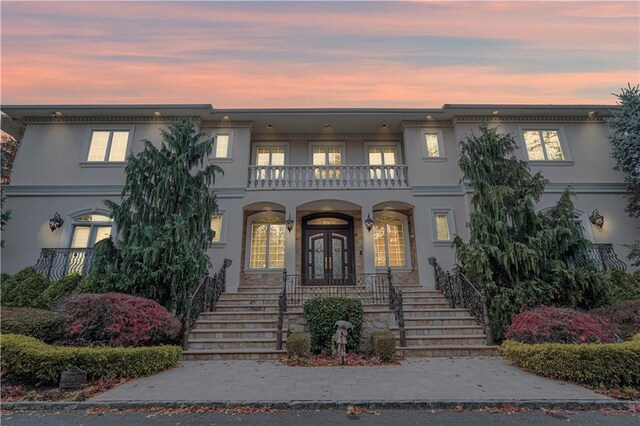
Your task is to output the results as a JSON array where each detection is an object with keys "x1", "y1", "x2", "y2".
[{"x1": 302, "y1": 212, "x2": 355, "y2": 285}]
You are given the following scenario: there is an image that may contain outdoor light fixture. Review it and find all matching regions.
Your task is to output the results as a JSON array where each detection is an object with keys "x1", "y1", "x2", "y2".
[
  {"x1": 285, "y1": 214, "x2": 294, "y2": 232},
  {"x1": 49, "y1": 212, "x2": 64, "y2": 232},
  {"x1": 589, "y1": 209, "x2": 604, "y2": 228},
  {"x1": 587, "y1": 111, "x2": 597, "y2": 119},
  {"x1": 365, "y1": 214, "x2": 374, "y2": 232}
]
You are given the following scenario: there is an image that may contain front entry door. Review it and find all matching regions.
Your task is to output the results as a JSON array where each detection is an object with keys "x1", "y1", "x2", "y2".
[{"x1": 302, "y1": 214, "x2": 355, "y2": 285}]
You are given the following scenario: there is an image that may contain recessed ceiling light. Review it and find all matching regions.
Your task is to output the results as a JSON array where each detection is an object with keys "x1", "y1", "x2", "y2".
[
  {"x1": 588, "y1": 111, "x2": 597, "y2": 119},
  {"x1": 426, "y1": 115, "x2": 433, "y2": 120},
  {"x1": 492, "y1": 110, "x2": 499, "y2": 115},
  {"x1": 223, "y1": 115, "x2": 230, "y2": 120},
  {"x1": 154, "y1": 111, "x2": 160, "y2": 116},
  {"x1": 382, "y1": 123, "x2": 388, "y2": 128},
  {"x1": 51, "y1": 111, "x2": 62, "y2": 117},
  {"x1": 267, "y1": 124, "x2": 273, "y2": 128},
  {"x1": 324, "y1": 124, "x2": 330, "y2": 128}
]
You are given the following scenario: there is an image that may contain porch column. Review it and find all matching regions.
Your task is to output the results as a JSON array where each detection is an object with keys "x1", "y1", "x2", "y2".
[
  {"x1": 413, "y1": 209, "x2": 432, "y2": 289},
  {"x1": 285, "y1": 205, "x2": 296, "y2": 275},
  {"x1": 361, "y1": 203, "x2": 376, "y2": 274}
]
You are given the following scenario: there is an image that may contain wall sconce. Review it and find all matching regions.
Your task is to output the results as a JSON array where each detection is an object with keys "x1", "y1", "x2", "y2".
[
  {"x1": 49, "y1": 212, "x2": 64, "y2": 232},
  {"x1": 589, "y1": 209, "x2": 604, "y2": 228},
  {"x1": 285, "y1": 214, "x2": 294, "y2": 232},
  {"x1": 365, "y1": 214, "x2": 374, "y2": 232}
]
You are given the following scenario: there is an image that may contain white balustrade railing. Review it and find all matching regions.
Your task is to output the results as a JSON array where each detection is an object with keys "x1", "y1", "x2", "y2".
[{"x1": 247, "y1": 165, "x2": 409, "y2": 189}]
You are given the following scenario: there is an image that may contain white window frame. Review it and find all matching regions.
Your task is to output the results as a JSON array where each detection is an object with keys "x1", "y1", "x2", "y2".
[
  {"x1": 421, "y1": 129, "x2": 446, "y2": 162},
  {"x1": 210, "y1": 130, "x2": 234, "y2": 162},
  {"x1": 364, "y1": 142, "x2": 403, "y2": 165},
  {"x1": 80, "y1": 125, "x2": 134, "y2": 167},
  {"x1": 307, "y1": 142, "x2": 347, "y2": 165},
  {"x1": 373, "y1": 210, "x2": 412, "y2": 270},
  {"x1": 209, "y1": 209, "x2": 227, "y2": 247},
  {"x1": 59, "y1": 208, "x2": 115, "y2": 248},
  {"x1": 518, "y1": 125, "x2": 572, "y2": 164},
  {"x1": 252, "y1": 142, "x2": 289, "y2": 165},
  {"x1": 244, "y1": 211, "x2": 286, "y2": 272},
  {"x1": 430, "y1": 208, "x2": 456, "y2": 245}
]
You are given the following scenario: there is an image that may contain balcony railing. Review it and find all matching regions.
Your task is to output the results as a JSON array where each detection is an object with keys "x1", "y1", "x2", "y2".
[
  {"x1": 34, "y1": 248, "x2": 94, "y2": 281},
  {"x1": 571, "y1": 243, "x2": 627, "y2": 272},
  {"x1": 247, "y1": 165, "x2": 409, "y2": 190}
]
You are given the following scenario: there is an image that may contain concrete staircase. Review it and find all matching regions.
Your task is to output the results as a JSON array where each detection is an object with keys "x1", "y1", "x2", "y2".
[{"x1": 183, "y1": 282, "x2": 499, "y2": 360}]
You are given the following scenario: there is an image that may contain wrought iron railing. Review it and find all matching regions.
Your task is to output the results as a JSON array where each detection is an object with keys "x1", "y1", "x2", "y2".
[
  {"x1": 275, "y1": 269, "x2": 407, "y2": 349},
  {"x1": 34, "y1": 248, "x2": 95, "y2": 281},
  {"x1": 182, "y1": 259, "x2": 232, "y2": 349},
  {"x1": 247, "y1": 164, "x2": 409, "y2": 190},
  {"x1": 428, "y1": 257, "x2": 493, "y2": 345},
  {"x1": 571, "y1": 244, "x2": 627, "y2": 272}
]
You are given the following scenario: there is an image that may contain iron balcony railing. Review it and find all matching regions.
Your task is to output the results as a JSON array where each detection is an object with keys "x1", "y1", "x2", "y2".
[
  {"x1": 34, "y1": 248, "x2": 95, "y2": 281},
  {"x1": 571, "y1": 243, "x2": 627, "y2": 272},
  {"x1": 247, "y1": 164, "x2": 409, "y2": 190}
]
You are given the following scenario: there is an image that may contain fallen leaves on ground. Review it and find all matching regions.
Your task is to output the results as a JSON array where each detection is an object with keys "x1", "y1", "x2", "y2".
[
  {"x1": 481, "y1": 405, "x2": 531, "y2": 414},
  {"x1": 1, "y1": 377, "x2": 126, "y2": 402},
  {"x1": 280, "y1": 353, "x2": 402, "y2": 367},
  {"x1": 86, "y1": 406, "x2": 279, "y2": 416}
]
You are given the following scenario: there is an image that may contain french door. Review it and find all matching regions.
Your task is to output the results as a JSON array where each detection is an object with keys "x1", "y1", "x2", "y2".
[{"x1": 302, "y1": 215, "x2": 354, "y2": 285}]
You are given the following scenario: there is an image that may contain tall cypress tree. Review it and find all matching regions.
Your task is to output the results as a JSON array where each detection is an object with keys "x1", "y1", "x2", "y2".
[
  {"x1": 454, "y1": 123, "x2": 610, "y2": 339},
  {"x1": 607, "y1": 84, "x2": 640, "y2": 266},
  {"x1": 104, "y1": 119, "x2": 222, "y2": 315}
]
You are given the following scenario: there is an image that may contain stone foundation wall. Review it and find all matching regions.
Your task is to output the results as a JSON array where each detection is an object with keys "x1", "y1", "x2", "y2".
[{"x1": 287, "y1": 309, "x2": 395, "y2": 353}]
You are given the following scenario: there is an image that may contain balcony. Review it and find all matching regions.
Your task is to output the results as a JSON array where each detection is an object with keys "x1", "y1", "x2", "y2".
[
  {"x1": 34, "y1": 248, "x2": 94, "y2": 281},
  {"x1": 571, "y1": 243, "x2": 627, "y2": 272},
  {"x1": 247, "y1": 165, "x2": 409, "y2": 190}
]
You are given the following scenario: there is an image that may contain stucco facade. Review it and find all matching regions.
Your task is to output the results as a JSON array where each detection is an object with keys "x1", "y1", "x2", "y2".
[{"x1": 1, "y1": 104, "x2": 637, "y2": 291}]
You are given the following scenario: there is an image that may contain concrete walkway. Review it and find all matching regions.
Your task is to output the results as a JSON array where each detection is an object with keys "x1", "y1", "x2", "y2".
[{"x1": 93, "y1": 358, "x2": 610, "y2": 403}]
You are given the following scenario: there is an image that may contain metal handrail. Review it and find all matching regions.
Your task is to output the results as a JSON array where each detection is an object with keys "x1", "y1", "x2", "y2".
[
  {"x1": 34, "y1": 248, "x2": 95, "y2": 281},
  {"x1": 428, "y1": 257, "x2": 493, "y2": 345},
  {"x1": 182, "y1": 259, "x2": 232, "y2": 349}
]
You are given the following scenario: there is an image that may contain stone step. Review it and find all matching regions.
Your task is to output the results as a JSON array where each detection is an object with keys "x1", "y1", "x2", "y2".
[
  {"x1": 389, "y1": 325, "x2": 484, "y2": 336},
  {"x1": 213, "y1": 304, "x2": 279, "y2": 312},
  {"x1": 219, "y1": 293, "x2": 280, "y2": 301},
  {"x1": 237, "y1": 287, "x2": 282, "y2": 293},
  {"x1": 402, "y1": 296, "x2": 448, "y2": 304},
  {"x1": 182, "y1": 349, "x2": 285, "y2": 361},
  {"x1": 398, "y1": 345, "x2": 501, "y2": 357},
  {"x1": 188, "y1": 338, "x2": 281, "y2": 350},
  {"x1": 402, "y1": 301, "x2": 451, "y2": 309},
  {"x1": 400, "y1": 335, "x2": 487, "y2": 346},
  {"x1": 198, "y1": 311, "x2": 279, "y2": 320},
  {"x1": 395, "y1": 289, "x2": 442, "y2": 295},
  {"x1": 403, "y1": 309, "x2": 471, "y2": 318},
  {"x1": 193, "y1": 319, "x2": 278, "y2": 329},
  {"x1": 189, "y1": 328, "x2": 280, "y2": 339},
  {"x1": 402, "y1": 317, "x2": 480, "y2": 326}
]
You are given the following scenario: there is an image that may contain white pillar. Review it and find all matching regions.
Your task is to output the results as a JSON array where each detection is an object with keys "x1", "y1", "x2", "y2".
[
  {"x1": 285, "y1": 205, "x2": 296, "y2": 274},
  {"x1": 413, "y1": 208, "x2": 433, "y2": 289},
  {"x1": 361, "y1": 203, "x2": 376, "y2": 274}
]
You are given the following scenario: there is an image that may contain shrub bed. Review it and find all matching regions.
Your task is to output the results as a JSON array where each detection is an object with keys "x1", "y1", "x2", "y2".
[
  {"x1": 0, "y1": 307, "x2": 65, "y2": 343},
  {"x1": 371, "y1": 331, "x2": 396, "y2": 362},
  {"x1": 1, "y1": 267, "x2": 50, "y2": 308},
  {"x1": 504, "y1": 305, "x2": 617, "y2": 344},
  {"x1": 0, "y1": 334, "x2": 182, "y2": 385},
  {"x1": 36, "y1": 274, "x2": 83, "y2": 309},
  {"x1": 501, "y1": 339, "x2": 640, "y2": 388},
  {"x1": 286, "y1": 333, "x2": 311, "y2": 358},
  {"x1": 303, "y1": 297, "x2": 363, "y2": 353},
  {"x1": 56, "y1": 293, "x2": 181, "y2": 347},
  {"x1": 591, "y1": 299, "x2": 640, "y2": 340}
]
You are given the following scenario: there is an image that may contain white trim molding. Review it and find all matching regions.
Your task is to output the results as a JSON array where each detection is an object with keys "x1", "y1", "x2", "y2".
[
  {"x1": 430, "y1": 208, "x2": 456, "y2": 245},
  {"x1": 421, "y1": 129, "x2": 447, "y2": 161}
]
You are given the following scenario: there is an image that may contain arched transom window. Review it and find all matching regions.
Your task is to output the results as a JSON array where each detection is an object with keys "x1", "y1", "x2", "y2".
[
  {"x1": 373, "y1": 213, "x2": 408, "y2": 268},
  {"x1": 70, "y1": 214, "x2": 113, "y2": 249},
  {"x1": 248, "y1": 214, "x2": 285, "y2": 269}
]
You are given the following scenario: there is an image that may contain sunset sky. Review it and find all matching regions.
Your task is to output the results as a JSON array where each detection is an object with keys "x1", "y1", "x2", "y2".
[{"x1": 1, "y1": 1, "x2": 638, "y2": 107}]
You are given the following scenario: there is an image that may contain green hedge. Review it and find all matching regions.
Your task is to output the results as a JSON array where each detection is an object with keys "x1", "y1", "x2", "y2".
[
  {"x1": 287, "y1": 333, "x2": 311, "y2": 358},
  {"x1": 0, "y1": 334, "x2": 182, "y2": 385},
  {"x1": 303, "y1": 297, "x2": 363, "y2": 353},
  {"x1": 501, "y1": 339, "x2": 640, "y2": 388},
  {"x1": 371, "y1": 331, "x2": 396, "y2": 362},
  {"x1": 0, "y1": 307, "x2": 65, "y2": 343},
  {"x1": 36, "y1": 274, "x2": 83, "y2": 309},
  {"x1": 2, "y1": 267, "x2": 51, "y2": 308}
]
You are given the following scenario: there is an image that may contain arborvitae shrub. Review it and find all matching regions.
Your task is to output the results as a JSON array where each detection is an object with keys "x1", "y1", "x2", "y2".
[{"x1": 303, "y1": 297, "x2": 363, "y2": 353}]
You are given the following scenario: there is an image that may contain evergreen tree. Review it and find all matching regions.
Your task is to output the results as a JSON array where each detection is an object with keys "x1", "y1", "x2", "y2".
[
  {"x1": 454, "y1": 123, "x2": 610, "y2": 339},
  {"x1": 607, "y1": 84, "x2": 640, "y2": 266},
  {"x1": 0, "y1": 153, "x2": 12, "y2": 248},
  {"x1": 104, "y1": 119, "x2": 222, "y2": 315}
]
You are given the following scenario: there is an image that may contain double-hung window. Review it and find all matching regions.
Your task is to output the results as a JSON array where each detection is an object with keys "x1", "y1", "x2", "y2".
[
  {"x1": 422, "y1": 130, "x2": 445, "y2": 160},
  {"x1": 210, "y1": 214, "x2": 224, "y2": 243},
  {"x1": 522, "y1": 130, "x2": 565, "y2": 161},
  {"x1": 212, "y1": 133, "x2": 231, "y2": 159},
  {"x1": 87, "y1": 130, "x2": 130, "y2": 162},
  {"x1": 368, "y1": 146, "x2": 397, "y2": 179},
  {"x1": 249, "y1": 216, "x2": 285, "y2": 269},
  {"x1": 431, "y1": 209, "x2": 455, "y2": 244}
]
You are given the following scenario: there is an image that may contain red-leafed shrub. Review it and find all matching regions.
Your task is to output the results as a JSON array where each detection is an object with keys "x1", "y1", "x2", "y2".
[
  {"x1": 504, "y1": 306, "x2": 618, "y2": 344},
  {"x1": 56, "y1": 293, "x2": 181, "y2": 347},
  {"x1": 592, "y1": 299, "x2": 640, "y2": 340}
]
